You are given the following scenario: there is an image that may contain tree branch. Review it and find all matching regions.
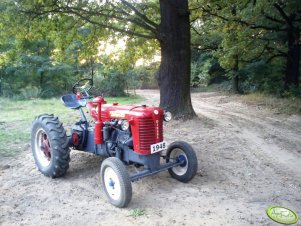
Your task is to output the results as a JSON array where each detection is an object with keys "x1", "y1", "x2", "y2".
[
  {"x1": 191, "y1": 26, "x2": 202, "y2": 37},
  {"x1": 241, "y1": 42, "x2": 270, "y2": 63},
  {"x1": 64, "y1": 6, "x2": 158, "y2": 33},
  {"x1": 67, "y1": 10, "x2": 155, "y2": 39},
  {"x1": 265, "y1": 46, "x2": 287, "y2": 57},
  {"x1": 273, "y1": 3, "x2": 293, "y2": 27},
  {"x1": 192, "y1": 44, "x2": 218, "y2": 52},
  {"x1": 264, "y1": 14, "x2": 285, "y2": 24},
  {"x1": 200, "y1": 6, "x2": 230, "y2": 22},
  {"x1": 199, "y1": 5, "x2": 286, "y2": 31},
  {"x1": 120, "y1": 0, "x2": 158, "y2": 28},
  {"x1": 266, "y1": 53, "x2": 287, "y2": 63},
  {"x1": 23, "y1": 6, "x2": 156, "y2": 39}
]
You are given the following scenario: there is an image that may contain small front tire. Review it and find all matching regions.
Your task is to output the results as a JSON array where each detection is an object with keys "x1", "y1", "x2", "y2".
[
  {"x1": 166, "y1": 141, "x2": 198, "y2": 183},
  {"x1": 100, "y1": 157, "x2": 132, "y2": 208}
]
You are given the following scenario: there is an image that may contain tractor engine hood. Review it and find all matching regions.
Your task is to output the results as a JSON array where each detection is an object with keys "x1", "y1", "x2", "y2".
[
  {"x1": 100, "y1": 104, "x2": 164, "y2": 121},
  {"x1": 100, "y1": 104, "x2": 165, "y2": 155}
]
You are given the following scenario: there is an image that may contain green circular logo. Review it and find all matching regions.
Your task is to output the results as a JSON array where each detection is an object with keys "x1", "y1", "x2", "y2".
[{"x1": 267, "y1": 206, "x2": 299, "y2": 225}]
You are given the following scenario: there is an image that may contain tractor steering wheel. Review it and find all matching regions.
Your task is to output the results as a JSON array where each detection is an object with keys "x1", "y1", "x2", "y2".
[{"x1": 72, "y1": 78, "x2": 93, "y2": 98}]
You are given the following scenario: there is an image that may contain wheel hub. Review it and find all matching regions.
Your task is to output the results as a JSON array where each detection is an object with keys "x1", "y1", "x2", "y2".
[
  {"x1": 178, "y1": 155, "x2": 187, "y2": 167},
  {"x1": 41, "y1": 133, "x2": 51, "y2": 161},
  {"x1": 104, "y1": 167, "x2": 121, "y2": 201},
  {"x1": 108, "y1": 178, "x2": 115, "y2": 189},
  {"x1": 169, "y1": 148, "x2": 189, "y2": 176}
]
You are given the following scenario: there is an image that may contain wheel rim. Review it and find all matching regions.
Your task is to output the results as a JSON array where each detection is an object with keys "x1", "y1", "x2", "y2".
[
  {"x1": 104, "y1": 167, "x2": 121, "y2": 201},
  {"x1": 34, "y1": 128, "x2": 51, "y2": 167},
  {"x1": 170, "y1": 148, "x2": 188, "y2": 176}
]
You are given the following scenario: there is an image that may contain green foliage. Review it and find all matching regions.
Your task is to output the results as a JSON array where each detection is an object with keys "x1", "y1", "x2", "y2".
[
  {"x1": 191, "y1": 54, "x2": 211, "y2": 87},
  {"x1": 191, "y1": 0, "x2": 301, "y2": 96},
  {"x1": 93, "y1": 70, "x2": 126, "y2": 97},
  {"x1": 0, "y1": 0, "x2": 160, "y2": 98},
  {"x1": 127, "y1": 208, "x2": 145, "y2": 218},
  {"x1": 1, "y1": 0, "x2": 300, "y2": 101},
  {"x1": 125, "y1": 66, "x2": 158, "y2": 90},
  {"x1": 20, "y1": 85, "x2": 41, "y2": 99},
  {"x1": 239, "y1": 60, "x2": 283, "y2": 95},
  {"x1": 191, "y1": 51, "x2": 226, "y2": 87}
]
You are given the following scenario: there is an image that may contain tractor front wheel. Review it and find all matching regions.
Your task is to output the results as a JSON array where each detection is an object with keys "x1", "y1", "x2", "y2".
[
  {"x1": 166, "y1": 141, "x2": 198, "y2": 183},
  {"x1": 31, "y1": 114, "x2": 70, "y2": 178},
  {"x1": 100, "y1": 157, "x2": 132, "y2": 208}
]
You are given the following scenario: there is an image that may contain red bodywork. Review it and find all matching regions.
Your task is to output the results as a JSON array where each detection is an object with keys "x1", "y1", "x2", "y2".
[{"x1": 87, "y1": 97, "x2": 164, "y2": 155}]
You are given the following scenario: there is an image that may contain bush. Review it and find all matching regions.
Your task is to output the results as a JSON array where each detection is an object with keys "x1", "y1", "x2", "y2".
[
  {"x1": 93, "y1": 71, "x2": 126, "y2": 97},
  {"x1": 20, "y1": 85, "x2": 41, "y2": 99},
  {"x1": 125, "y1": 67, "x2": 158, "y2": 90},
  {"x1": 239, "y1": 60, "x2": 284, "y2": 95},
  {"x1": 191, "y1": 53, "x2": 226, "y2": 87},
  {"x1": 0, "y1": 82, "x2": 14, "y2": 98}
]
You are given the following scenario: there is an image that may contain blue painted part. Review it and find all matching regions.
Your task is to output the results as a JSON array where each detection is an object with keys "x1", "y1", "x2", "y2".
[
  {"x1": 109, "y1": 178, "x2": 115, "y2": 188},
  {"x1": 130, "y1": 160, "x2": 182, "y2": 181},
  {"x1": 178, "y1": 155, "x2": 187, "y2": 167},
  {"x1": 61, "y1": 94, "x2": 86, "y2": 109}
]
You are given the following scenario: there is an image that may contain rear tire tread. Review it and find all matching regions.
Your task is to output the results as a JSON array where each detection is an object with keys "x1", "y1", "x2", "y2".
[{"x1": 31, "y1": 114, "x2": 70, "y2": 178}]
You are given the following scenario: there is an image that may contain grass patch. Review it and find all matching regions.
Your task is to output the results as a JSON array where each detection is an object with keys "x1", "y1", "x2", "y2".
[
  {"x1": 105, "y1": 95, "x2": 145, "y2": 105},
  {"x1": 0, "y1": 95, "x2": 144, "y2": 157},
  {"x1": 127, "y1": 208, "x2": 145, "y2": 218},
  {"x1": 242, "y1": 93, "x2": 301, "y2": 114}
]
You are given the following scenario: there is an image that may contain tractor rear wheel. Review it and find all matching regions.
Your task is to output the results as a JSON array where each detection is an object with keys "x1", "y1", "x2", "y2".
[
  {"x1": 31, "y1": 114, "x2": 70, "y2": 178},
  {"x1": 100, "y1": 157, "x2": 132, "y2": 208},
  {"x1": 166, "y1": 141, "x2": 198, "y2": 183}
]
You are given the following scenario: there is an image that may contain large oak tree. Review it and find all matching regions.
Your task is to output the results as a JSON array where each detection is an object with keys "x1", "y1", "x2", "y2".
[{"x1": 22, "y1": 0, "x2": 196, "y2": 119}]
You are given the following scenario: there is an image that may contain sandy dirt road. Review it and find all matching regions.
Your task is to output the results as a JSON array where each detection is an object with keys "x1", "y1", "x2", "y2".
[{"x1": 1, "y1": 90, "x2": 300, "y2": 226}]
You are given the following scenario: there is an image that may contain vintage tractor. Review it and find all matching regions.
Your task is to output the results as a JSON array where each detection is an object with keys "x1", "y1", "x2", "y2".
[{"x1": 31, "y1": 78, "x2": 198, "y2": 207}]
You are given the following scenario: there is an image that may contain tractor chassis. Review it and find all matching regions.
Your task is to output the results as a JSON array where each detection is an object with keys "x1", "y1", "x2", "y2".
[
  {"x1": 69, "y1": 109, "x2": 185, "y2": 182},
  {"x1": 71, "y1": 131, "x2": 184, "y2": 182}
]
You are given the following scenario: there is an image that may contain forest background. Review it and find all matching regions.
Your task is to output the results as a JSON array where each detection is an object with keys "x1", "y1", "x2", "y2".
[{"x1": 0, "y1": 0, "x2": 300, "y2": 103}]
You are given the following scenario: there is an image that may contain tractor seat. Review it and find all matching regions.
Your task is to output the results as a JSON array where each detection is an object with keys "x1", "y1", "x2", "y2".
[{"x1": 61, "y1": 94, "x2": 86, "y2": 109}]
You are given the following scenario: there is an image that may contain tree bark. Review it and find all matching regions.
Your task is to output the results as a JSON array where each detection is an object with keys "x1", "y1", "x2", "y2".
[
  {"x1": 284, "y1": 26, "x2": 300, "y2": 90},
  {"x1": 232, "y1": 75, "x2": 239, "y2": 94},
  {"x1": 157, "y1": 0, "x2": 196, "y2": 119},
  {"x1": 232, "y1": 55, "x2": 239, "y2": 94}
]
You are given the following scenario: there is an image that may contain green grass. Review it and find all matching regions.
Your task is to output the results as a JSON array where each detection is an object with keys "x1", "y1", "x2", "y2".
[
  {"x1": 0, "y1": 95, "x2": 144, "y2": 157},
  {"x1": 127, "y1": 208, "x2": 145, "y2": 218},
  {"x1": 242, "y1": 93, "x2": 301, "y2": 114}
]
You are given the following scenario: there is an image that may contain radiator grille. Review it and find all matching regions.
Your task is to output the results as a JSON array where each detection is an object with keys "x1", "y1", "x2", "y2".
[{"x1": 139, "y1": 117, "x2": 163, "y2": 150}]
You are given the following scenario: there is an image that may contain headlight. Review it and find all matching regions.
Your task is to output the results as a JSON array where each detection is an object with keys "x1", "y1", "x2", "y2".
[
  {"x1": 119, "y1": 119, "x2": 129, "y2": 131},
  {"x1": 164, "y1": 111, "x2": 172, "y2": 122}
]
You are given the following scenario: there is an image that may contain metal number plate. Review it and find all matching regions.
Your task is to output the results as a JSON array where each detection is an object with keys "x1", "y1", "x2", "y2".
[{"x1": 150, "y1": 141, "x2": 167, "y2": 154}]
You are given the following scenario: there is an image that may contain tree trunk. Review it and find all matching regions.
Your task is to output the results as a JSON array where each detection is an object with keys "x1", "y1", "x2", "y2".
[
  {"x1": 284, "y1": 27, "x2": 300, "y2": 90},
  {"x1": 157, "y1": 0, "x2": 196, "y2": 120},
  {"x1": 232, "y1": 55, "x2": 239, "y2": 94},
  {"x1": 232, "y1": 75, "x2": 239, "y2": 94}
]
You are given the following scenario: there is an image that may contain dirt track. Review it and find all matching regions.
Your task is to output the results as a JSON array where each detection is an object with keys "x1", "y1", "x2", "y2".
[{"x1": 1, "y1": 90, "x2": 301, "y2": 226}]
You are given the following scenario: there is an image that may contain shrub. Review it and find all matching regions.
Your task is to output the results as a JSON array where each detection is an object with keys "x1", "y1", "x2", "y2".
[
  {"x1": 0, "y1": 82, "x2": 14, "y2": 97},
  {"x1": 20, "y1": 85, "x2": 41, "y2": 99},
  {"x1": 93, "y1": 71, "x2": 126, "y2": 97}
]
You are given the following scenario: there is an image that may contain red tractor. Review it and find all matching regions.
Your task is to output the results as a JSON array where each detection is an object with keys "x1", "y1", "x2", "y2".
[{"x1": 31, "y1": 78, "x2": 198, "y2": 207}]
